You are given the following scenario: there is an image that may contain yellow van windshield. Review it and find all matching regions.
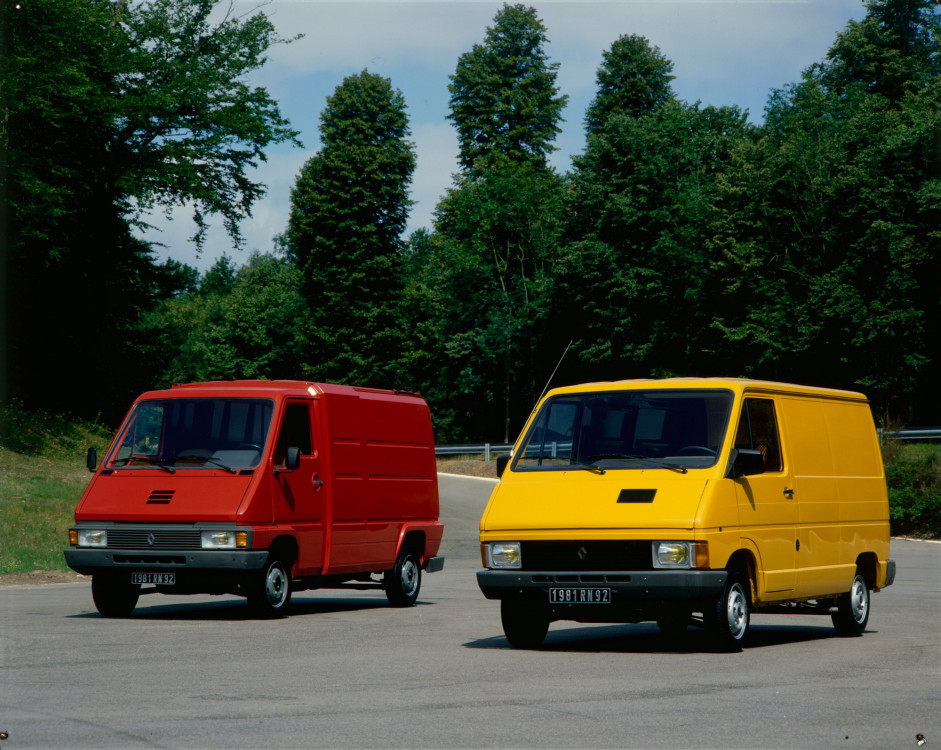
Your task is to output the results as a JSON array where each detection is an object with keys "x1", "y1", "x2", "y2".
[{"x1": 513, "y1": 389, "x2": 733, "y2": 472}]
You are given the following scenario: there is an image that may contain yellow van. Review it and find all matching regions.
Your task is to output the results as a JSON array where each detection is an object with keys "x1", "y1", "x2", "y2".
[{"x1": 477, "y1": 378, "x2": 895, "y2": 650}]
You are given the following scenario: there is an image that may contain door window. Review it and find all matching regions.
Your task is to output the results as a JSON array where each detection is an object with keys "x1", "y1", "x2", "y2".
[
  {"x1": 734, "y1": 398, "x2": 783, "y2": 472},
  {"x1": 274, "y1": 403, "x2": 312, "y2": 464}
]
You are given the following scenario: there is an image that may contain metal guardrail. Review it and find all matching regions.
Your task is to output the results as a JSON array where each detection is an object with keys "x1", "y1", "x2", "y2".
[
  {"x1": 879, "y1": 428, "x2": 941, "y2": 442},
  {"x1": 439, "y1": 429, "x2": 941, "y2": 458},
  {"x1": 435, "y1": 443, "x2": 514, "y2": 461}
]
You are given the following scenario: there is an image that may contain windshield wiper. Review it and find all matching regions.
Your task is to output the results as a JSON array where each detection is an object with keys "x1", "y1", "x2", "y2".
[
  {"x1": 110, "y1": 456, "x2": 176, "y2": 474},
  {"x1": 587, "y1": 454, "x2": 688, "y2": 474},
  {"x1": 170, "y1": 454, "x2": 237, "y2": 474},
  {"x1": 567, "y1": 461, "x2": 606, "y2": 475}
]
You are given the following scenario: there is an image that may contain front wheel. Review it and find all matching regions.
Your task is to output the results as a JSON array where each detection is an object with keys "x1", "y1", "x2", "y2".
[
  {"x1": 705, "y1": 571, "x2": 750, "y2": 651},
  {"x1": 247, "y1": 556, "x2": 292, "y2": 618},
  {"x1": 91, "y1": 573, "x2": 140, "y2": 618},
  {"x1": 501, "y1": 599, "x2": 550, "y2": 649},
  {"x1": 384, "y1": 546, "x2": 421, "y2": 607},
  {"x1": 831, "y1": 572, "x2": 870, "y2": 636}
]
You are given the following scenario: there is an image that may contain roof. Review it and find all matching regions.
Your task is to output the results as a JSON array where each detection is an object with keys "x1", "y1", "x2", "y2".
[{"x1": 544, "y1": 377, "x2": 868, "y2": 403}]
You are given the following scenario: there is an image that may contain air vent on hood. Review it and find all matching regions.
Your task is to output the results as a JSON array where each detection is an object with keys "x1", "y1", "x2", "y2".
[
  {"x1": 617, "y1": 489, "x2": 657, "y2": 503},
  {"x1": 147, "y1": 490, "x2": 175, "y2": 504}
]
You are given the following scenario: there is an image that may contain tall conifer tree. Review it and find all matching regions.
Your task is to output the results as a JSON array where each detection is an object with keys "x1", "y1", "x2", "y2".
[{"x1": 286, "y1": 70, "x2": 415, "y2": 385}]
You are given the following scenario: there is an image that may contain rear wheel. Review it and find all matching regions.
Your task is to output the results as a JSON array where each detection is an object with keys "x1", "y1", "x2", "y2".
[
  {"x1": 385, "y1": 545, "x2": 422, "y2": 607},
  {"x1": 831, "y1": 572, "x2": 870, "y2": 636},
  {"x1": 91, "y1": 573, "x2": 140, "y2": 618},
  {"x1": 247, "y1": 555, "x2": 292, "y2": 618},
  {"x1": 501, "y1": 599, "x2": 550, "y2": 649},
  {"x1": 706, "y1": 571, "x2": 750, "y2": 651}
]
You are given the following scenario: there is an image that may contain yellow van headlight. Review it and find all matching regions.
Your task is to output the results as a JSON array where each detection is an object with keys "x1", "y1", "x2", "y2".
[
  {"x1": 653, "y1": 541, "x2": 709, "y2": 569},
  {"x1": 487, "y1": 542, "x2": 522, "y2": 569}
]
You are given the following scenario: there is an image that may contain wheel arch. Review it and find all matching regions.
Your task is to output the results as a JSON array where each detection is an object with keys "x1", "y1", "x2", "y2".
[
  {"x1": 855, "y1": 551, "x2": 878, "y2": 589},
  {"x1": 395, "y1": 527, "x2": 427, "y2": 562},
  {"x1": 268, "y1": 535, "x2": 299, "y2": 576},
  {"x1": 723, "y1": 548, "x2": 758, "y2": 603}
]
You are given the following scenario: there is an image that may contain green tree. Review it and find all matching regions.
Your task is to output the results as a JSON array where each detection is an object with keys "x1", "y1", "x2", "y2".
[
  {"x1": 426, "y1": 165, "x2": 564, "y2": 441},
  {"x1": 141, "y1": 253, "x2": 309, "y2": 385},
  {"x1": 584, "y1": 34, "x2": 676, "y2": 135},
  {"x1": 0, "y1": 0, "x2": 298, "y2": 420},
  {"x1": 710, "y1": 0, "x2": 940, "y2": 418},
  {"x1": 416, "y1": 4, "x2": 567, "y2": 441},
  {"x1": 447, "y1": 3, "x2": 568, "y2": 177},
  {"x1": 559, "y1": 101, "x2": 752, "y2": 380},
  {"x1": 285, "y1": 70, "x2": 415, "y2": 386}
]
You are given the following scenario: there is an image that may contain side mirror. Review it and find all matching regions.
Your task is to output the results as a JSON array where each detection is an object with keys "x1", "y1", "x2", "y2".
[
  {"x1": 274, "y1": 447, "x2": 301, "y2": 475},
  {"x1": 496, "y1": 454, "x2": 510, "y2": 478},
  {"x1": 725, "y1": 448, "x2": 765, "y2": 479},
  {"x1": 285, "y1": 446, "x2": 301, "y2": 471},
  {"x1": 86, "y1": 446, "x2": 98, "y2": 473}
]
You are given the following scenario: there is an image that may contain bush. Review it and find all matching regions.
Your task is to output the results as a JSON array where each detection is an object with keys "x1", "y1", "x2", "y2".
[
  {"x1": 0, "y1": 399, "x2": 111, "y2": 458},
  {"x1": 882, "y1": 441, "x2": 941, "y2": 538}
]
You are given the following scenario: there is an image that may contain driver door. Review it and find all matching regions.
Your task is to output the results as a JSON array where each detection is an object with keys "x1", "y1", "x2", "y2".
[{"x1": 272, "y1": 400, "x2": 325, "y2": 575}]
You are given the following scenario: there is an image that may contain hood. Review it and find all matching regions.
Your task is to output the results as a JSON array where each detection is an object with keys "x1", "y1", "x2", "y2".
[
  {"x1": 481, "y1": 470, "x2": 709, "y2": 534},
  {"x1": 75, "y1": 472, "x2": 255, "y2": 523}
]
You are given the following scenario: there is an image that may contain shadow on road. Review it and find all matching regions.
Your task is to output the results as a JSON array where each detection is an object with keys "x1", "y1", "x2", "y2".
[
  {"x1": 66, "y1": 593, "x2": 431, "y2": 621},
  {"x1": 464, "y1": 621, "x2": 854, "y2": 653}
]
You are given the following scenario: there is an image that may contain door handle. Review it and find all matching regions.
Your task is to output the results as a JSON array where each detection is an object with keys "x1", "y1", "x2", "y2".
[
  {"x1": 783, "y1": 488, "x2": 795, "y2": 498},
  {"x1": 312, "y1": 475, "x2": 324, "y2": 492}
]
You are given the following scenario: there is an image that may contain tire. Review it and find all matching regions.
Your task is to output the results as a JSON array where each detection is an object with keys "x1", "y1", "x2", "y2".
[
  {"x1": 656, "y1": 605, "x2": 691, "y2": 636},
  {"x1": 501, "y1": 599, "x2": 550, "y2": 649},
  {"x1": 831, "y1": 571, "x2": 870, "y2": 637},
  {"x1": 706, "y1": 571, "x2": 750, "y2": 652},
  {"x1": 247, "y1": 555, "x2": 292, "y2": 618},
  {"x1": 91, "y1": 573, "x2": 140, "y2": 618},
  {"x1": 385, "y1": 546, "x2": 421, "y2": 607}
]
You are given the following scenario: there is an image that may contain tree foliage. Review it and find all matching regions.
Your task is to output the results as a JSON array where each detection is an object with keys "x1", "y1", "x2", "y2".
[
  {"x1": 1, "y1": 0, "x2": 298, "y2": 421},
  {"x1": 584, "y1": 34, "x2": 676, "y2": 134},
  {"x1": 140, "y1": 253, "x2": 309, "y2": 386},
  {"x1": 3, "y1": 0, "x2": 939, "y2": 441},
  {"x1": 709, "y1": 0, "x2": 940, "y2": 417},
  {"x1": 285, "y1": 70, "x2": 416, "y2": 386},
  {"x1": 447, "y1": 3, "x2": 568, "y2": 177}
]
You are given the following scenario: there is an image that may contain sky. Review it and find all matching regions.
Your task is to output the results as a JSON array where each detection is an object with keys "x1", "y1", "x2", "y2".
[{"x1": 144, "y1": 0, "x2": 868, "y2": 273}]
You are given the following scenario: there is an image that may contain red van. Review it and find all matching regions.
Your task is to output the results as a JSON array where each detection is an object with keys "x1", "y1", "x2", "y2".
[{"x1": 65, "y1": 380, "x2": 444, "y2": 617}]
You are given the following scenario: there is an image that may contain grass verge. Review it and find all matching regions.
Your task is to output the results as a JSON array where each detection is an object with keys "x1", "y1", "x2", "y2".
[{"x1": 0, "y1": 402, "x2": 113, "y2": 576}]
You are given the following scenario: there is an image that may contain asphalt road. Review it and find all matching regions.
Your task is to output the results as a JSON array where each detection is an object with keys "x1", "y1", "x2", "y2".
[{"x1": 0, "y1": 474, "x2": 938, "y2": 749}]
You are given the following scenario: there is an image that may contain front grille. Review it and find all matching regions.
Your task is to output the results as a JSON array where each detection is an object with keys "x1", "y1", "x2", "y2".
[
  {"x1": 107, "y1": 528, "x2": 202, "y2": 550},
  {"x1": 520, "y1": 540, "x2": 653, "y2": 572}
]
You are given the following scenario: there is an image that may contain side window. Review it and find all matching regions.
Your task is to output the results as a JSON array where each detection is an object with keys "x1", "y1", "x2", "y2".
[
  {"x1": 274, "y1": 403, "x2": 313, "y2": 464},
  {"x1": 733, "y1": 398, "x2": 783, "y2": 472}
]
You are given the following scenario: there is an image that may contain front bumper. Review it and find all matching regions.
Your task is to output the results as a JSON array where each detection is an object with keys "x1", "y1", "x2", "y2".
[
  {"x1": 477, "y1": 569, "x2": 729, "y2": 602},
  {"x1": 64, "y1": 548, "x2": 269, "y2": 575}
]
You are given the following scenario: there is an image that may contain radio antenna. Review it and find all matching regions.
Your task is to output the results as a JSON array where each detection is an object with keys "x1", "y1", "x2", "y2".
[{"x1": 535, "y1": 339, "x2": 573, "y2": 407}]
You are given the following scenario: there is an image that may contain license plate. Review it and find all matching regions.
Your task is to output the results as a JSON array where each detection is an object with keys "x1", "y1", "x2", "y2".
[
  {"x1": 549, "y1": 587, "x2": 611, "y2": 604},
  {"x1": 131, "y1": 572, "x2": 175, "y2": 585}
]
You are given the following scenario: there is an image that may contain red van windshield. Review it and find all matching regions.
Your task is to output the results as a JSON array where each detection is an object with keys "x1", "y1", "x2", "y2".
[{"x1": 107, "y1": 398, "x2": 274, "y2": 471}]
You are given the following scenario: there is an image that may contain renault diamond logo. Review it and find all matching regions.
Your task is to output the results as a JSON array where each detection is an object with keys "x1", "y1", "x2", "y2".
[
  {"x1": 147, "y1": 532, "x2": 156, "y2": 546},
  {"x1": 577, "y1": 546, "x2": 588, "y2": 561}
]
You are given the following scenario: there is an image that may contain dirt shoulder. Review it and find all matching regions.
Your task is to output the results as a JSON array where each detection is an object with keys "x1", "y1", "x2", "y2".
[{"x1": 435, "y1": 458, "x2": 499, "y2": 479}]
